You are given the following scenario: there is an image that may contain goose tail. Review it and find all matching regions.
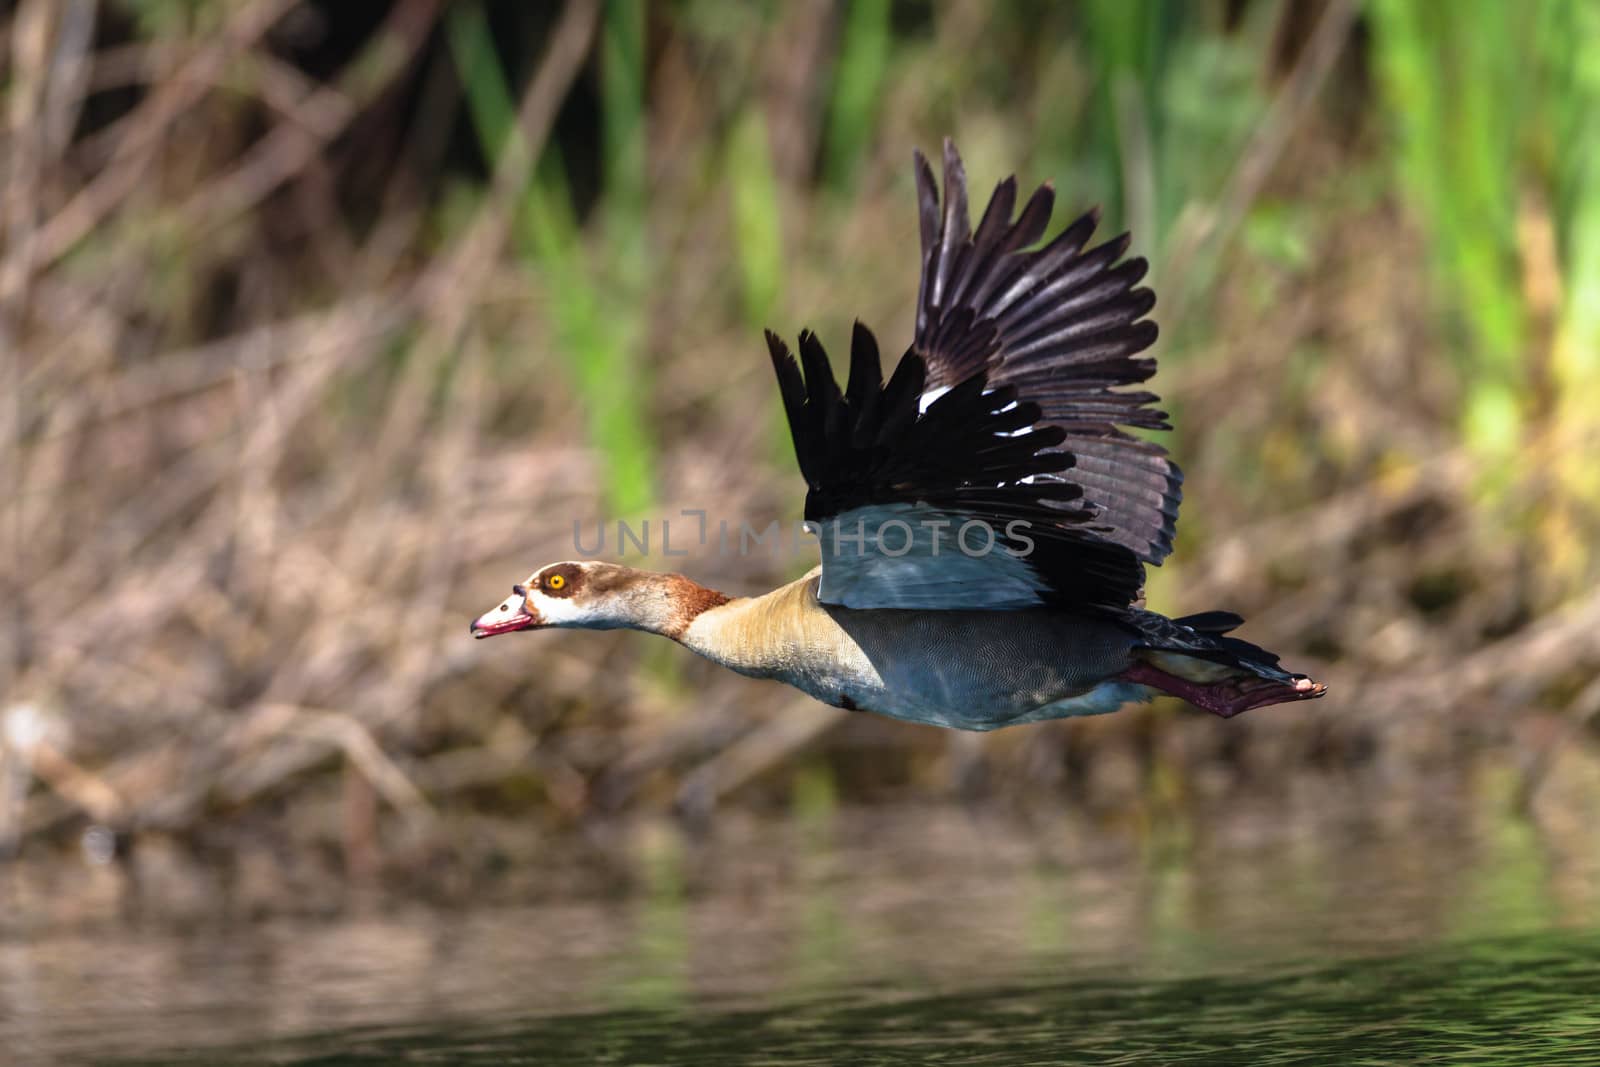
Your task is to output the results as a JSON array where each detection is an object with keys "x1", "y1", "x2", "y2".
[{"x1": 1119, "y1": 610, "x2": 1326, "y2": 718}]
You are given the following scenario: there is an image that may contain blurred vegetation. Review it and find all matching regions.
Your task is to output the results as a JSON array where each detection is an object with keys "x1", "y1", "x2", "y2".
[{"x1": 2, "y1": 0, "x2": 1599, "y2": 891}]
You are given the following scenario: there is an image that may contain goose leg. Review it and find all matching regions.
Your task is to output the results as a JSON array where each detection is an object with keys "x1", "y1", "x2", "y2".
[{"x1": 1116, "y1": 661, "x2": 1323, "y2": 718}]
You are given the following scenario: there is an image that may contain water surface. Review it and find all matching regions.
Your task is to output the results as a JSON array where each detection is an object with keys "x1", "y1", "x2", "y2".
[
  {"x1": 125, "y1": 935, "x2": 1600, "y2": 1065},
  {"x1": 3, "y1": 779, "x2": 1598, "y2": 1064}
]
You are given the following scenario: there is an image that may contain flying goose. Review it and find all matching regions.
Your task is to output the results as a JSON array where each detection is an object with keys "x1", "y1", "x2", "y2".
[{"x1": 471, "y1": 141, "x2": 1325, "y2": 729}]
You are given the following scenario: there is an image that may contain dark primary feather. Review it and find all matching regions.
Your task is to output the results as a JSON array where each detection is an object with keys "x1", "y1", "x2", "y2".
[
  {"x1": 769, "y1": 325, "x2": 1073, "y2": 516},
  {"x1": 767, "y1": 326, "x2": 1148, "y2": 611},
  {"x1": 764, "y1": 139, "x2": 1183, "y2": 613},
  {"x1": 913, "y1": 139, "x2": 1183, "y2": 567}
]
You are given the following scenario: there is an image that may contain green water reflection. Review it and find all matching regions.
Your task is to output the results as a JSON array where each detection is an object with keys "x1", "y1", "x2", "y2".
[
  {"x1": 3, "y1": 774, "x2": 1598, "y2": 1065},
  {"x1": 112, "y1": 932, "x2": 1600, "y2": 1065}
]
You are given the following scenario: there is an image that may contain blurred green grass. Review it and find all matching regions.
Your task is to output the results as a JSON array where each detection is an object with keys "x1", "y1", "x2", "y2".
[{"x1": 449, "y1": 0, "x2": 655, "y2": 515}]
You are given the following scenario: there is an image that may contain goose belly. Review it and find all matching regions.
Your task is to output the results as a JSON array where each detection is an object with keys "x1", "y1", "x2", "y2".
[{"x1": 808, "y1": 607, "x2": 1143, "y2": 730}]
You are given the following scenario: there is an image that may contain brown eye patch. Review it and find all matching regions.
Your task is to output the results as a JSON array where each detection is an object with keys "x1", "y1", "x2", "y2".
[{"x1": 540, "y1": 564, "x2": 582, "y2": 597}]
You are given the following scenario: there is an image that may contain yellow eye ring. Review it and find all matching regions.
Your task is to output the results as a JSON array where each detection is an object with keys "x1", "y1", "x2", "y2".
[{"x1": 546, "y1": 574, "x2": 566, "y2": 590}]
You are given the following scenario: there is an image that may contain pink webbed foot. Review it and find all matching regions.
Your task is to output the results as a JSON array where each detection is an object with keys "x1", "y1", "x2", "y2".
[{"x1": 1118, "y1": 661, "x2": 1326, "y2": 719}]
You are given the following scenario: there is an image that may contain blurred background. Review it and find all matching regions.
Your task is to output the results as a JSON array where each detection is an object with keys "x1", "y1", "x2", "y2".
[
  {"x1": 8, "y1": 2, "x2": 1600, "y2": 1059},
  {"x1": 3, "y1": 0, "x2": 1600, "y2": 940}
]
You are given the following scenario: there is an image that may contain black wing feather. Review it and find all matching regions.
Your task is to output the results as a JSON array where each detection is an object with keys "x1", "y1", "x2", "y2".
[
  {"x1": 768, "y1": 325, "x2": 1145, "y2": 610},
  {"x1": 915, "y1": 140, "x2": 1183, "y2": 567},
  {"x1": 765, "y1": 139, "x2": 1182, "y2": 612}
]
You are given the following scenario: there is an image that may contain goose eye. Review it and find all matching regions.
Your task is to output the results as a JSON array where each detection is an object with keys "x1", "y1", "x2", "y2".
[{"x1": 546, "y1": 574, "x2": 566, "y2": 591}]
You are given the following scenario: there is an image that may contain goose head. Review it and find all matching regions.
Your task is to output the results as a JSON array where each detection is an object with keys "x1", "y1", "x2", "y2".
[
  {"x1": 470, "y1": 562, "x2": 728, "y2": 639},
  {"x1": 469, "y1": 562, "x2": 615, "y2": 636}
]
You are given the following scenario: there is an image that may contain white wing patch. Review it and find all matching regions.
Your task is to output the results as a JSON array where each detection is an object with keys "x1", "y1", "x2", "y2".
[
  {"x1": 813, "y1": 502, "x2": 1050, "y2": 610},
  {"x1": 917, "y1": 384, "x2": 952, "y2": 414},
  {"x1": 994, "y1": 397, "x2": 1029, "y2": 439}
]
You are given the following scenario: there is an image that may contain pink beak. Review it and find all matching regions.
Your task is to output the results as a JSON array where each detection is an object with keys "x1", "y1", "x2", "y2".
[{"x1": 470, "y1": 586, "x2": 541, "y2": 638}]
